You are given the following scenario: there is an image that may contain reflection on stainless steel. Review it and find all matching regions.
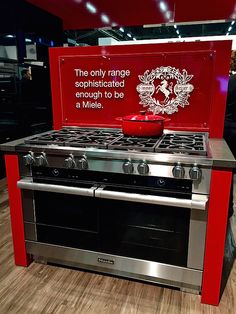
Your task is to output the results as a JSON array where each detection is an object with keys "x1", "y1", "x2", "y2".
[
  {"x1": 187, "y1": 209, "x2": 208, "y2": 270},
  {"x1": 209, "y1": 138, "x2": 236, "y2": 168},
  {"x1": 24, "y1": 222, "x2": 37, "y2": 241},
  {"x1": 26, "y1": 241, "x2": 202, "y2": 291}
]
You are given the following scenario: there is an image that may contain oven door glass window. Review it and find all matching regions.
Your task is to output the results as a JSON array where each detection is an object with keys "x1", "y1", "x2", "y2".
[
  {"x1": 99, "y1": 199, "x2": 190, "y2": 267},
  {"x1": 34, "y1": 191, "x2": 100, "y2": 251}
]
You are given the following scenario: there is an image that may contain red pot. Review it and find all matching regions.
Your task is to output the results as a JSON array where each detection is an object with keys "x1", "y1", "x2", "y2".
[{"x1": 117, "y1": 111, "x2": 170, "y2": 137}]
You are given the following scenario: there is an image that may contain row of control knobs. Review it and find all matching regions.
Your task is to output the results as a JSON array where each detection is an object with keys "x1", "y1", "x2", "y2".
[
  {"x1": 173, "y1": 162, "x2": 202, "y2": 181},
  {"x1": 123, "y1": 161, "x2": 149, "y2": 175},
  {"x1": 123, "y1": 161, "x2": 202, "y2": 181},
  {"x1": 23, "y1": 153, "x2": 47, "y2": 167},
  {"x1": 23, "y1": 154, "x2": 201, "y2": 181},
  {"x1": 64, "y1": 156, "x2": 88, "y2": 170},
  {"x1": 23, "y1": 153, "x2": 88, "y2": 170}
]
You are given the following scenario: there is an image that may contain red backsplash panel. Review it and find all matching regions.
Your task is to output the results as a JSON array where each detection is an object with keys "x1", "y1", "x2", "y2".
[{"x1": 49, "y1": 41, "x2": 232, "y2": 137}]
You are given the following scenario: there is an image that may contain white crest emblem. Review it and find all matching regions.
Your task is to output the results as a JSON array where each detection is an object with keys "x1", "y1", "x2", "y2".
[{"x1": 136, "y1": 66, "x2": 194, "y2": 115}]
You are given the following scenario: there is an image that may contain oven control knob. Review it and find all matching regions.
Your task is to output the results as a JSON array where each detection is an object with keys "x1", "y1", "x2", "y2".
[
  {"x1": 64, "y1": 157, "x2": 76, "y2": 169},
  {"x1": 137, "y1": 162, "x2": 149, "y2": 175},
  {"x1": 23, "y1": 154, "x2": 35, "y2": 166},
  {"x1": 35, "y1": 154, "x2": 47, "y2": 167},
  {"x1": 189, "y1": 164, "x2": 202, "y2": 181},
  {"x1": 123, "y1": 161, "x2": 134, "y2": 174},
  {"x1": 77, "y1": 158, "x2": 88, "y2": 170},
  {"x1": 172, "y1": 162, "x2": 185, "y2": 179}
]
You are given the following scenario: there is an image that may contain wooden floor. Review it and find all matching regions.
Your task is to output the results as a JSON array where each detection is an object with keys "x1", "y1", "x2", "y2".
[{"x1": 1, "y1": 179, "x2": 236, "y2": 313}]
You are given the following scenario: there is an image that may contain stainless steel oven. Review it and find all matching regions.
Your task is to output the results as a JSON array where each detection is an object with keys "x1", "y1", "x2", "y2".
[{"x1": 18, "y1": 159, "x2": 209, "y2": 292}]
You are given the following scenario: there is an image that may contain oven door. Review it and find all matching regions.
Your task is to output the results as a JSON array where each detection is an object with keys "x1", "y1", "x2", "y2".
[
  {"x1": 96, "y1": 185, "x2": 208, "y2": 270},
  {"x1": 18, "y1": 177, "x2": 100, "y2": 251},
  {"x1": 18, "y1": 178, "x2": 208, "y2": 271},
  {"x1": 99, "y1": 198, "x2": 190, "y2": 267}
]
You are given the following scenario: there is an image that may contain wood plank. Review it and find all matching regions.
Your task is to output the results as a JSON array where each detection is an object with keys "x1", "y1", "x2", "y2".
[
  {"x1": 0, "y1": 177, "x2": 7, "y2": 191},
  {"x1": 0, "y1": 189, "x2": 8, "y2": 208},
  {"x1": 0, "y1": 198, "x2": 236, "y2": 313},
  {"x1": 230, "y1": 175, "x2": 236, "y2": 246},
  {"x1": 0, "y1": 178, "x2": 8, "y2": 208}
]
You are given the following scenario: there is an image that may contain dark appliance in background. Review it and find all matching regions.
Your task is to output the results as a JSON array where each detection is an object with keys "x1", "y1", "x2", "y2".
[
  {"x1": 0, "y1": 0, "x2": 64, "y2": 178},
  {"x1": 0, "y1": 72, "x2": 19, "y2": 178},
  {"x1": 0, "y1": 1, "x2": 64, "y2": 46},
  {"x1": 18, "y1": 65, "x2": 52, "y2": 135},
  {"x1": 0, "y1": 65, "x2": 52, "y2": 178}
]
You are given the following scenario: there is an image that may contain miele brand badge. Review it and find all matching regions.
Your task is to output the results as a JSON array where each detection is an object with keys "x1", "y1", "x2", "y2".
[
  {"x1": 136, "y1": 66, "x2": 194, "y2": 115},
  {"x1": 97, "y1": 257, "x2": 115, "y2": 265}
]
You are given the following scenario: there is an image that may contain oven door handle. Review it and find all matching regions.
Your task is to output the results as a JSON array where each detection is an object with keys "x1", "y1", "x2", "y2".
[
  {"x1": 17, "y1": 178, "x2": 97, "y2": 197},
  {"x1": 95, "y1": 187, "x2": 208, "y2": 210}
]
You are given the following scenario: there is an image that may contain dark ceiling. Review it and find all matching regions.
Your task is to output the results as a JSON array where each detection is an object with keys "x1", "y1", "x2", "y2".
[
  {"x1": 1, "y1": 20, "x2": 235, "y2": 48},
  {"x1": 26, "y1": 0, "x2": 236, "y2": 30},
  {"x1": 0, "y1": 1, "x2": 236, "y2": 49}
]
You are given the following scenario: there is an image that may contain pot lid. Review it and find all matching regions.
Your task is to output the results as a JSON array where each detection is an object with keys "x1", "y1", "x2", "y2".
[{"x1": 123, "y1": 111, "x2": 165, "y2": 122}]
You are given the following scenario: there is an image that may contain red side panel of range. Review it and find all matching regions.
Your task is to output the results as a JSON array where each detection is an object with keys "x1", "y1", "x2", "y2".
[
  {"x1": 201, "y1": 168, "x2": 232, "y2": 305},
  {"x1": 4, "y1": 155, "x2": 31, "y2": 267}
]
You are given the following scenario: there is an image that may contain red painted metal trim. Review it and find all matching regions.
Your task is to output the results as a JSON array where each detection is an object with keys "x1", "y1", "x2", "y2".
[
  {"x1": 4, "y1": 155, "x2": 31, "y2": 267},
  {"x1": 201, "y1": 168, "x2": 232, "y2": 305}
]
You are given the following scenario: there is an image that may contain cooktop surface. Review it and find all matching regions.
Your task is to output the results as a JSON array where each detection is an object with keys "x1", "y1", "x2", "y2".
[{"x1": 25, "y1": 128, "x2": 208, "y2": 156}]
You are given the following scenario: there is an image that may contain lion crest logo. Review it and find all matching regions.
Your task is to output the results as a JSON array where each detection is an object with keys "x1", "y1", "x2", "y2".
[{"x1": 136, "y1": 66, "x2": 194, "y2": 115}]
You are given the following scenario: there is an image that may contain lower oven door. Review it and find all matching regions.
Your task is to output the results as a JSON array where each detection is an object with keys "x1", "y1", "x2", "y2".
[{"x1": 18, "y1": 178, "x2": 207, "y2": 290}]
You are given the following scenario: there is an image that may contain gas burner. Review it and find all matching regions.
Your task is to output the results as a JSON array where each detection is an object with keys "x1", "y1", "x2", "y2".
[
  {"x1": 58, "y1": 128, "x2": 92, "y2": 136},
  {"x1": 155, "y1": 133, "x2": 207, "y2": 156},
  {"x1": 168, "y1": 144, "x2": 196, "y2": 150},
  {"x1": 65, "y1": 134, "x2": 122, "y2": 148},
  {"x1": 24, "y1": 129, "x2": 208, "y2": 155},
  {"x1": 170, "y1": 136, "x2": 196, "y2": 146},
  {"x1": 25, "y1": 128, "x2": 123, "y2": 148},
  {"x1": 25, "y1": 132, "x2": 73, "y2": 146},
  {"x1": 108, "y1": 136, "x2": 160, "y2": 152},
  {"x1": 86, "y1": 129, "x2": 122, "y2": 137}
]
